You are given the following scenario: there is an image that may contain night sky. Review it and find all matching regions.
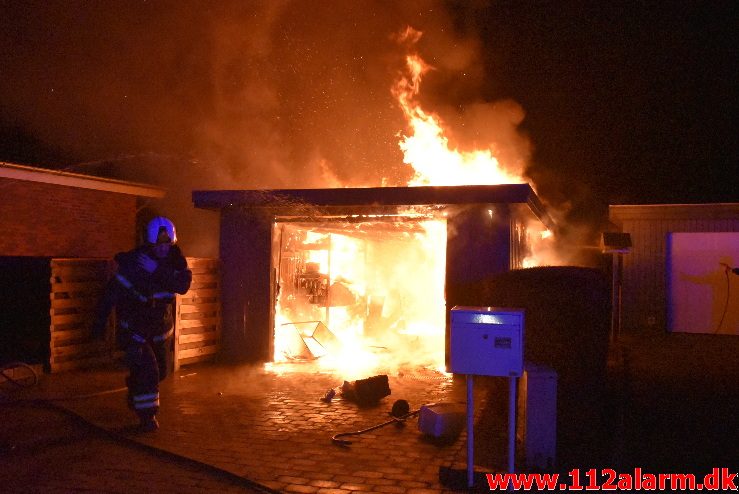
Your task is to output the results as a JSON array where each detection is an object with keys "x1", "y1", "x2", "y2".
[{"x1": 1, "y1": 1, "x2": 736, "y2": 236}]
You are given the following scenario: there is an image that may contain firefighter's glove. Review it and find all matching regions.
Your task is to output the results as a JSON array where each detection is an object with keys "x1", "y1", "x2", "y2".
[{"x1": 137, "y1": 253, "x2": 158, "y2": 274}]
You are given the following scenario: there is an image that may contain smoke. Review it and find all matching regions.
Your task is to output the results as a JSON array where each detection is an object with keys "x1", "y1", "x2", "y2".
[
  {"x1": 525, "y1": 161, "x2": 611, "y2": 267},
  {"x1": 0, "y1": 1, "x2": 584, "y2": 258}
]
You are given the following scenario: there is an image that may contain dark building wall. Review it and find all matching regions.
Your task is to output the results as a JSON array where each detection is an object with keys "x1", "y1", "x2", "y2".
[
  {"x1": 0, "y1": 257, "x2": 51, "y2": 366},
  {"x1": 219, "y1": 208, "x2": 274, "y2": 362},
  {"x1": 445, "y1": 205, "x2": 512, "y2": 309},
  {"x1": 610, "y1": 204, "x2": 739, "y2": 332},
  {"x1": 0, "y1": 178, "x2": 136, "y2": 257}
]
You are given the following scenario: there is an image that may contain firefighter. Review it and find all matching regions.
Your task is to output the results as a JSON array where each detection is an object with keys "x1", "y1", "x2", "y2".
[{"x1": 92, "y1": 216, "x2": 192, "y2": 432}]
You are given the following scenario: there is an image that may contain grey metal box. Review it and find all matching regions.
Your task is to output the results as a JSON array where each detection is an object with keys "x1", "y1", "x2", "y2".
[{"x1": 517, "y1": 363, "x2": 557, "y2": 470}]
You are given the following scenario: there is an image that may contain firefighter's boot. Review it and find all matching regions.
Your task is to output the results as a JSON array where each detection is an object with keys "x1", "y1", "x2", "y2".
[{"x1": 138, "y1": 415, "x2": 159, "y2": 433}]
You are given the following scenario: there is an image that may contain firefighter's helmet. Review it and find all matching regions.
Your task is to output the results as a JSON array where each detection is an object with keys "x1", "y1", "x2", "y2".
[{"x1": 145, "y1": 216, "x2": 177, "y2": 245}]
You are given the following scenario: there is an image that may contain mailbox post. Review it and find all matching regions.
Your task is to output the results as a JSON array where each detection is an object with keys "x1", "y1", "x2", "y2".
[{"x1": 450, "y1": 306, "x2": 524, "y2": 488}]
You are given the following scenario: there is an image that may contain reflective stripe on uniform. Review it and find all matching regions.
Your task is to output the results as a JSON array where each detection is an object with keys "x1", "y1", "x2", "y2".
[
  {"x1": 126, "y1": 329, "x2": 171, "y2": 344},
  {"x1": 115, "y1": 273, "x2": 134, "y2": 289},
  {"x1": 134, "y1": 400, "x2": 160, "y2": 410},
  {"x1": 133, "y1": 393, "x2": 158, "y2": 402},
  {"x1": 115, "y1": 274, "x2": 148, "y2": 303},
  {"x1": 132, "y1": 392, "x2": 160, "y2": 409},
  {"x1": 152, "y1": 291, "x2": 175, "y2": 300}
]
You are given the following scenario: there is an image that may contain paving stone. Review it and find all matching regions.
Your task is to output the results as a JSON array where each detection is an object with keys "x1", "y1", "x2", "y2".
[
  {"x1": 372, "y1": 485, "x2": 407, "y2": 493},
  {"x1": 15, "y1": 341, "x2": 729, "y2": 494},
  {"x1": 310, "y1": 479, "x2": 341, "y2": 488},
  {"x1": 285, "y1": 484, "x2": 321, "y2": 493},
  {"x1": 277, "y1": 475, "x2": 311, "y2": 484},
  {"x1": 352, "y1": 470, "x2": 385, "y2": 479},
  {"x1": 366, "y1": 478, "x2": 397, "y2": 486},
  {"x1": 0, "y1": 403, "x2": 266, "y2": 493},
  {"x1": 397, "y1": 480, "x2": 428, "y2": 489},
  {"x1": 339, "y1": 483, "x2": 374, "y2": 492}
]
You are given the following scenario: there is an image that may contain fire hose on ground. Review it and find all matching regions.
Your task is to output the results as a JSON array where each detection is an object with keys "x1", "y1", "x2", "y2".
[
  {"x1": 0, "y1": 361, "x2": 128, "y2": 403},
  {"x1": 331, "y1": 399, "x2": 431, "y2": 446},
  {"x1": 0, "y1": 361, "x2": 39, "y2": 390}
]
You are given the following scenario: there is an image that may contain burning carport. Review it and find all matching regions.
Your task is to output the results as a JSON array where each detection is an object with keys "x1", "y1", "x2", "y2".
[{"x1": 193, "y1": 184, "x2": 552, "y2": 371}]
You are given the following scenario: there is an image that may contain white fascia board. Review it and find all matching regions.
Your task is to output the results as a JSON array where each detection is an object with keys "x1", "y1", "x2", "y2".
[{"x1": 0, "y1": 162, "x2": 166, "y2": 198}]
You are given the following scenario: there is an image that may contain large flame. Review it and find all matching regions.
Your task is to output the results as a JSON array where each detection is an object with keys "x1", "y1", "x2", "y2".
[
  {"x1": 393, "y1": 52, "x2": 525, "y2": 186},
  {"x1": 270, "y1": 28, "x2": 555, "y2": 378},
  {"x1": 273, "y1": 219, "x2": 446, "y2": 379},
  {"x1": 392, "y1": 35, "x2": 555, "y2": 269}
]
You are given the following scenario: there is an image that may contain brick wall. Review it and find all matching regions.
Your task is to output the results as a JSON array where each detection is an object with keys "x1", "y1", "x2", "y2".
[{"x1": 0, "y1": 178, "x2": 137, "y2": 257}]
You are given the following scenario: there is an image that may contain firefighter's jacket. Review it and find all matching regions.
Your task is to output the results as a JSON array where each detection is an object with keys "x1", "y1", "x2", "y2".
[{"x1": 93, "y1": 245, "x2": 192, "y2": 342}]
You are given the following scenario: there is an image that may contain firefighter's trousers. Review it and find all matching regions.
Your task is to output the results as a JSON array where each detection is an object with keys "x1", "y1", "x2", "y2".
[{"x1": 124, "y1": 336, "x2": 171, "y2": 420}]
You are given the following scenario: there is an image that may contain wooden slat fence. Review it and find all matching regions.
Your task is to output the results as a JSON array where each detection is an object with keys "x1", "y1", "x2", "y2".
[
  {"x1": 48, "y1": 257, "x2": 221, "y2": 373},
  {"x1": 49, "y1": 258, "x2": 114, "y2": 373},
  {"x1": 174, "y1": 258, "x2": 221, "y2": 370}
]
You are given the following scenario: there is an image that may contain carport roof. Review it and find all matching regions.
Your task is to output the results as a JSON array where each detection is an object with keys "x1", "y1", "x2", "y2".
[{"x1": 193, "y1": 183, "x2": 551, "y2": 224}]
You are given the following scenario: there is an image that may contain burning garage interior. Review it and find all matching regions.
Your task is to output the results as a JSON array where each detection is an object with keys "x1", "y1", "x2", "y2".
[{"x1": 193, "y1": 183, "x2": 552, "y2": 377}]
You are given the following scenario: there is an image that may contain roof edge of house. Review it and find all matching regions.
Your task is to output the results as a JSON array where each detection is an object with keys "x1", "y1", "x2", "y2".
[
  {"x1": 0, "y1": 161, "x2": 166, "y2": 198},
  {"x1": 609, "y1": 202, "x2": 739, "y2": 222}
]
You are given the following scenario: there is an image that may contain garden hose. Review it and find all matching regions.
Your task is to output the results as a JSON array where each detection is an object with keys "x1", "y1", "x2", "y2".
[{"x1": 331, "y1": 399, "x2": 435, "y2": 446}]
